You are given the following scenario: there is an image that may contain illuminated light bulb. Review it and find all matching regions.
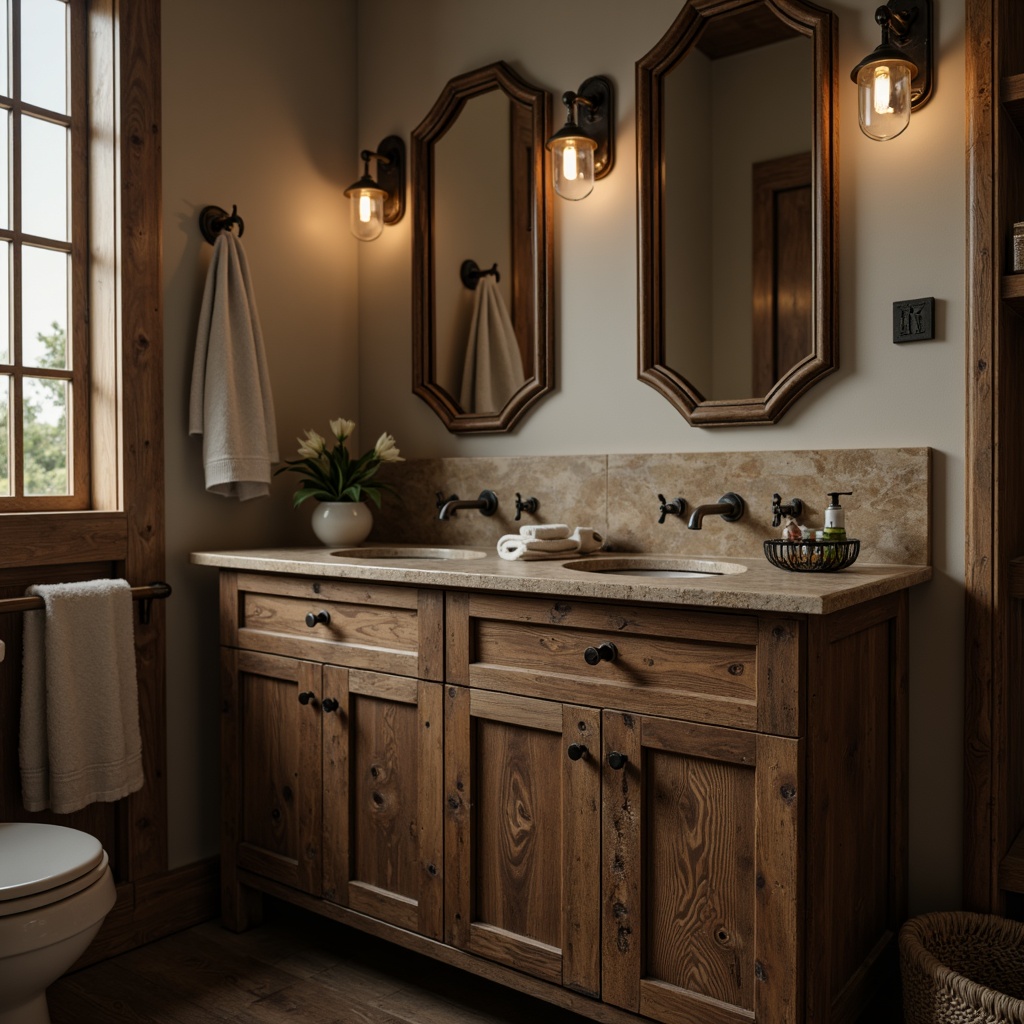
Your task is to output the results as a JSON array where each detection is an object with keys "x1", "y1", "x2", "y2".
[
  {"x1": 358, "y1": 193, "x2": 372, "y2": 223},
  {"x1": 873, "y1": 66, "x2": 893, "y2": 114},
  {"x1": 855, "y1": 57, "x2": 914, "y2": 141},
  {"x1": 562, "y1": 142, "x2": 579, "y2": 181}
]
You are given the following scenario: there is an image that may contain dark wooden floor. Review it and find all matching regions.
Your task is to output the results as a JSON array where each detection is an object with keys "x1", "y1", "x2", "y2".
[
  {"x1": 48, "y1": 901, "x2": 594, "y2": 1024},
  {"x1": 49, "y1": 899, "x2": 904, "y2": 1023}
]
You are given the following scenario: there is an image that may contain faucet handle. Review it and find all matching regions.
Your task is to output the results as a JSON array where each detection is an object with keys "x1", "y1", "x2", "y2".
[
  {"x1": 435, "y1": 491, "x2": 458, "y2": 512},
  {"x1": 514, "y1": 493, "x2": 539, "y2": 521},
  {"x1": 771, "y1": 493, "x2": 804, "y2": 528},
  {"x1": 657, "y1": 494, "x2": 686, "y2": 524}
]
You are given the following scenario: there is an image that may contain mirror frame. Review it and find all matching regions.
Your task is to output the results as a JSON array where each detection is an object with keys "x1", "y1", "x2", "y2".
[
  {"x1": 412, "y1": 62, "x2": 553, "y2": 433},
  {"x1": 636, "y1": 0, "x2": 838, "y2": 426}
]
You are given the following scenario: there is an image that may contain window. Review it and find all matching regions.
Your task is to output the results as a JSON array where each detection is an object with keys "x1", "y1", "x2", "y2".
[{"x1": 0, "y1": 0, "x2": 87, "y2": 510}]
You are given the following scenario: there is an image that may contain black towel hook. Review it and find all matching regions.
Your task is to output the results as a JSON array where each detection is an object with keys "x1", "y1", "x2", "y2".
[
  {"x1": 199, "y1": 204, "x2": 245, "y2": 244},
  {"x1": 460, "y1": 259, "x2": 500, "y2": 290}
]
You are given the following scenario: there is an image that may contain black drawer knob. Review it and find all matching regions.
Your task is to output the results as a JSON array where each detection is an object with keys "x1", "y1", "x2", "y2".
[
  {"x1": 297, "y1": 691, "x2": 316, "y2": 706},
  {"x1": 321, "y1": 697, "x2": 340, "y2": 713},
  {"x1": 567, "y1": 743, "x2": 589, "y2": 761},
  {"x1": 583, "y1": 641, "x2": 618, "y2": 666},
  {"x1": 305, "y1": 610, "x2": 331, "y2": 628},
  {"x1": 607, "y1": 751, "x2": 629, "y2": 770}
]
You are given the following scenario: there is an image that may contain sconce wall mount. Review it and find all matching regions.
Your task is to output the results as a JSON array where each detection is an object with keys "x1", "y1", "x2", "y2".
[
  {"x1": 545, "y1": 75, "x2": 615, "y2": 200},
  {"x1": 850, "y1": 0, "x2": 933, "y2": 140},
  {"x1": 344, "y1": 134, "x2": 406, "y2": 241}
]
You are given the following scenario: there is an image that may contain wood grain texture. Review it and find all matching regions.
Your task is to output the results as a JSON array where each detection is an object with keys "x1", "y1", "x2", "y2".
[
  {"x1": 235, "y1": 651, "x2": 322, "y2": 894},
  {"x1": 457, "y1": 593, "x2": 759, "y2": 728},
  {"x1": 119, "y1": 0, "x2": 166, "y2": 883},
  {"x1": 562, "y1": 704, "x2": 601, "y2": 997},
  {"x1": 55, "y1": 910, "x2": 611, "y2": 1024}
]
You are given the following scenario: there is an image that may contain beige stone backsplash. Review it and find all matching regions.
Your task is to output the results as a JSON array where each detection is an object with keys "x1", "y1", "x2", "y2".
[{"x1": 374, "y1": 447, "x2": 930, "y2": 565}]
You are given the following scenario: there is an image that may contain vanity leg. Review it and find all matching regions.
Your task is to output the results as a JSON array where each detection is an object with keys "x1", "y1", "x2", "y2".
[{"x1": 221, "y1": 870, "x2": 263, "y2": 932}]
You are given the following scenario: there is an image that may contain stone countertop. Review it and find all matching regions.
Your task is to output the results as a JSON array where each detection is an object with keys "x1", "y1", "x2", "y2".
[{"x1": 190, "y1": 545, "x2": 932, "y2": 616}]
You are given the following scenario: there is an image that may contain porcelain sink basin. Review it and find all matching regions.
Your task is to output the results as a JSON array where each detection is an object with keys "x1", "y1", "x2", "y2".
[
  {"x1": 568, "y1": 556, "x2": 748, "y2": 579},
  {"x1": 330, "y1": 545, "x2": 487, "y2": 560}
]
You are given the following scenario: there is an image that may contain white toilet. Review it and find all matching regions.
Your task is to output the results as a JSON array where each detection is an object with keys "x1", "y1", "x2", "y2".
[{"x1": 0, "y1": 822, "x2": 116, "y2": 1024}]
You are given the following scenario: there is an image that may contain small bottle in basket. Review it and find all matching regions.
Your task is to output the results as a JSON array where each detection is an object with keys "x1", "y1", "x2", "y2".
[{"x1": 823, "y1": 491, "x2": 852, "y2": 543}]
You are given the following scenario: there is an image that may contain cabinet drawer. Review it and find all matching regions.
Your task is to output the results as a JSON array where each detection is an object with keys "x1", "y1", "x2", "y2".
[
  {"x1": 221, "y1": 572, "x2": 444, "y2": 681},
  {"x1": 446, "y1": 592, "x2": 801, "y2": 733}
]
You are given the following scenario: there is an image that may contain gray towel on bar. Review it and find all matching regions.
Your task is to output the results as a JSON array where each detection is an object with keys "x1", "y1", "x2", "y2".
[{"x1": 189, "y1": 230, "x2": 279, "y2": 500}]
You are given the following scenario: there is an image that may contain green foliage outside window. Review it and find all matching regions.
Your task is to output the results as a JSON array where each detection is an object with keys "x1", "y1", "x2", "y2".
[{"x1": 0, "y1": 323, "x2": 68, "y2": 495}]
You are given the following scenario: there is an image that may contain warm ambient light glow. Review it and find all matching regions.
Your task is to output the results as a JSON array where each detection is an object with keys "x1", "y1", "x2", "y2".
[
  {"x1": 855, "y1": 57, "x2": 913, "y2": 141},
  {"x1": 549, "y1": 133, "x2": 597, "y2": 201},
  {"x1": 562, "y1": 141, "x2": 579, "y2": 180},
  {"x1": 348, "y1": 187, "x2": 384, "y2": 242},
  {"x1": 873, "y1": 65, "x2": 892, "y2": 114}
]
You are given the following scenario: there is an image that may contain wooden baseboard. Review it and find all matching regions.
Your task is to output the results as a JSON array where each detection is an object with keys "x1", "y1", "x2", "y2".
[{"x1": 75, "y1": 856, "x2": 219, "y2": 968}]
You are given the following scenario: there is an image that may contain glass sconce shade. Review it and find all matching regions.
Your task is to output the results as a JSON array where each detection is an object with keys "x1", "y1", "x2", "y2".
[
  {"x1": 544, "y1": 76, "x2": 614, "y2": 201},
  {"x1": 549, "y1": 132, "x2": 598, "y2": 201},
  {"x1": 855, "y1": 57, "x2": 915, "y2": 141},
  {"x1": 849, "y1": 1, "x2": 932, "y2": 141},
  {"x1": 343, "y1": 136, "x2": 406, "y2": 241},
  {"x1": 345, "y1": 177, "x2": 387, "y2": 241}
]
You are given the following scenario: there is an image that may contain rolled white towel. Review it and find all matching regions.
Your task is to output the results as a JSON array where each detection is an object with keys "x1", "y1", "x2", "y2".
[
  {"x1": 518, "y1": 523, "x2": 571, "y2": 540},
  {"x1": 571, "y1": 527, "x2": 605, "y2": 553},
  {"x1": 497, "y1": 535, "x2": 580, "y2": 561}
]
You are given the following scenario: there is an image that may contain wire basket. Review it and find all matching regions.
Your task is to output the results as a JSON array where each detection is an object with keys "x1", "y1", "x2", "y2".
[{"x1": 763, "y1": 538, "x2": 860, "y2": 572}]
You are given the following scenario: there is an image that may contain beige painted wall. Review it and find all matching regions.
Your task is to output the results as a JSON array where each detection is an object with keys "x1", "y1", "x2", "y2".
[
  {"x1": 159, "y1": 0, "x2": 966, "y2": 913},
  {"x1": 356, "y1": 0, "x2": 966, "y2": 913},
  {"x1": 161, "y1": 0, "x2": 359, "y2": 867}
]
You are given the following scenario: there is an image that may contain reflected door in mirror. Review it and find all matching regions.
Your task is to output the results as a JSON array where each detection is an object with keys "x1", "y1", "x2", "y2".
[{"x1": 637, "y1": 0, "x2": 838, "y2": 426}]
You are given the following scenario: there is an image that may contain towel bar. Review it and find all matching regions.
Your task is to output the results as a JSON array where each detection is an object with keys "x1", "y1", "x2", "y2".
[{"x1": 0, "y1": 581, "x2": 172, "y2": 625}]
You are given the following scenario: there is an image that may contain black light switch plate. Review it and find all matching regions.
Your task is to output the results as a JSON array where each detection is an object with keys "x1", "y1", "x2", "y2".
[{"x1": 893, "y1": 297, "x2": 935, "y2": 342}]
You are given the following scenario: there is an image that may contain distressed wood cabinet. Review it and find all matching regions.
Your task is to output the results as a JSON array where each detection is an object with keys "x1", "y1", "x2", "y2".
[
  {"x1": 218, "y1": 569, "x2": 908, "y2": 1024},
  {"x1": 219, "y1": 571, "x2": 445, "y2": 937}
]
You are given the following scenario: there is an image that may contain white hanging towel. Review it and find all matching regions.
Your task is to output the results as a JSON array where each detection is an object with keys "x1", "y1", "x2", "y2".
[
  {"x1": 459, "y1": 275, "x2": 526, "y2": 413},
  {"x1": 20, "y1": 579, "x2": 144, "y2": 814},
  {"x1": 189, "y1": 230, "x2": 279, "y2": 500}
]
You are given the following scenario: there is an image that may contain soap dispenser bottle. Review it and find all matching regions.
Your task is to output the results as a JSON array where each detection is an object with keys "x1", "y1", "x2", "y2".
[{"x1": 823, "y1": 491, "x2": 853, "y2": 542}]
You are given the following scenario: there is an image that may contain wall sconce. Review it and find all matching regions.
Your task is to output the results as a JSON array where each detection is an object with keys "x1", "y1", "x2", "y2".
[
  {"x1": 343, "y1": 135, "x2": 405, "y2": 241},
  {"x1": 850, "y1": 0, "x2": 933, "y2": 141},
  {"x1": 544, "y1": 76, "x2": 614, "y2": 201}
]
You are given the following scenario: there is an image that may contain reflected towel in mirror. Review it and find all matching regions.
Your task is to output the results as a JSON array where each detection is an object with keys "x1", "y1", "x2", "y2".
[{"x1": 459, "y1": 275, "x2": 525, "y2": 414}]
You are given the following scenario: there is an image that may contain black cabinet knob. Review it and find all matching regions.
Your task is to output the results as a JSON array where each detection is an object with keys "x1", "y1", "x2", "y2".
[
  {"x1": 321, "y1": 697, "x2": 340, "y2": 713},
  {"x1": 305, "y1": 610, "x2": 331, "y2": 628},
  {"x1": 607, "y1": 751, "x2": 629, "y2": 770},
  {"x1": 297, "y1": 691, "x2": 316, "y2": 706},
  {"x1": 567, "y1": 743, "x2": 589, "y2": 761},
  {"x1": 583, "y1": 641, "x2": 618, "y2": 666}
]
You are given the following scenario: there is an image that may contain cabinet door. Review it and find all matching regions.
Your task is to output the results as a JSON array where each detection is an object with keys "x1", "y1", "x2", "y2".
[
  {"x1": 224, "y1": 649, "x2": 323, "y2": 895},
  {"x1": 444, "y1": 686, "x2": 601, "y2": 996},
  {"x1": 322, "y1": 667, "x2": 444, "y2": 940},
  {"x1": 602, "y1": 711, "x2": 801, "y2": 1024}
]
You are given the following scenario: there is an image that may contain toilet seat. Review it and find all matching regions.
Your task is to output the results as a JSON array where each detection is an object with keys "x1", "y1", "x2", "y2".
[{"x1": 0, "y1": 823, "x2": 106, "y2": 916}]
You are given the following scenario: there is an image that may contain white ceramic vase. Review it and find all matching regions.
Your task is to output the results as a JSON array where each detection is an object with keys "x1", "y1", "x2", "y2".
[{"x1": 310, "y1": 501, "x2": 373, "y2": 546}]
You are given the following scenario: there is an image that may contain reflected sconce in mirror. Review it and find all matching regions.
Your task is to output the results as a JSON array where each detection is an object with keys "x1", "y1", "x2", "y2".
[
  {"x1": 344, "y1": 135, "x2": 406, "y2": 240},
  {"x1": 850, "y1": 0, "x2": 933, "y2": 141},
  {"x1": 545, "y1": 76, "x2": 614, "y2": 200}
]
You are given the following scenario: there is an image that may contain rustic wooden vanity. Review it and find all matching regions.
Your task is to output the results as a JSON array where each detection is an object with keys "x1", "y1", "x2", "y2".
[{"x1": 193, "y1": 547, "x2": 930, "y2": 1024}]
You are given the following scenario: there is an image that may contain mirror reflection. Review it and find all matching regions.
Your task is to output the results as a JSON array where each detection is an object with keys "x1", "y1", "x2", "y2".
[
  {"x1": 412, "y1": 62, "x2": 553, "y2": 433},
  {"x1": 637, "y1": 0, "x2": 837, "y2": 426},
  {"x1": 433, "y1": 91, "x2": 525, "y2": 413}
]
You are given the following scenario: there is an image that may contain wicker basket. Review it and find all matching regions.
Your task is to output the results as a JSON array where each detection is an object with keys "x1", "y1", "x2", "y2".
[{"x1": 900, "y1": 913, "x2": 1024, "y2": 1024}]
